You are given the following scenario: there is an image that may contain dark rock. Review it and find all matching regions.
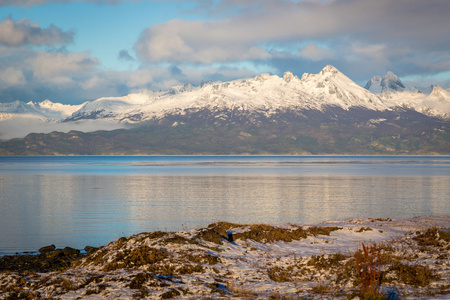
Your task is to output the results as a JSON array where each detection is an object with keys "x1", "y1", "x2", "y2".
[
  {"x1": 45, "y1": 249, "x2": 64, "y2": 258},
  {"x1": 39, "y1": 244, "x2": 56, "y2": 254},
  {"x1": 63, "y1": 247, "x2": 80, "y2": 256},
  {"x1": 226, "y1": 231, "x2": 234, "y2": 243},
  {"x1": 0, "y1": 250, "x2": 86, "y2": 273},
  {"x1": 84, "y1": 246, "x2": 99, "y2": 255}
]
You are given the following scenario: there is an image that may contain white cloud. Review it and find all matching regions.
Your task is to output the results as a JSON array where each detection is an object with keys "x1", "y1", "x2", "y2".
[
  {"x1": 27, "y1": 51, "x2": 98, "y2": 84},
  {"x1": 0, "y1": 17, "x2": 74, "y2": 47},
  {"x1": 135, "y1": 19, "x2": 271, "y2": 64},
  {"x1": 0, "y1": 116, "x2": 130, "y2": 140},
  {"x1": 0, "y1": 67, "x2": 26, "y2": 87},
  {"x1": 1, "y1": 0, "x2": 450, "y2": 104},
  {"x1": 134, "y1": 0, "x2": 450, "y2": 78},
  {"x1": 299, "y1": 43, "x2": 335, "y2": 61}
]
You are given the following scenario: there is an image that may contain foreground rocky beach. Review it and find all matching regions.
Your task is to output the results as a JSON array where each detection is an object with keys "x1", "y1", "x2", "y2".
[{"x1": 1, "y1": 216, "x2": 449, "y2": 300}]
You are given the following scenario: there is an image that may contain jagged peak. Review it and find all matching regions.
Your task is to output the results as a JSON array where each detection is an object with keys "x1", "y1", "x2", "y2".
[
  {"x1": 283, "y1": 71, "x2": 297, "y2": 83},
  {"x1": 364, "y1": 75, "x2": 382, "y2": 91},
  {"x1": 369, "y1": 75, "x2": 382, "y2": 83},
  {"x1": 320, "y1": 65, "x2": 340, "y2": 75},
  {"x1": 431, "y1": 85, "x2": 445, "y2": 93},
  {"x1": 380, "y1": 71, "x2": 405, "y2": 92},
  {"x1": 40, "y1": 99, "x2": 53, "y2": 105},
  {"x1": 298, "y1": 65, "x2": 344, "y2": 81},
  {"x1": 167, "y1": 83, "x2": 194, "y2": 95},
  {"x1": 254, "y1": 73, "x2": 273, "y2": 81},
  {"x1": 430, "y1": 85, "x2": 450, "y2": 98},
  {"x1": 382, "y1": 71, "x2": 399, "y2": 80}
]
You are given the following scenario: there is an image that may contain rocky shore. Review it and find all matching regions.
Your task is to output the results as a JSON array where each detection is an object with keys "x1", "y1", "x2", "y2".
[
  {"x1": 1, "y1": 216, "x2": 449, "y2": 299},
  {"x1": 0, "y1": 245, "x2": 99, "y2": 274}
]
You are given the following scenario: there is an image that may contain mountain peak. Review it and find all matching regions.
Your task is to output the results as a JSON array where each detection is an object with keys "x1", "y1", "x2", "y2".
[
  {"x1": 320, "y1": 65, "x2": 340, "y2": 75},
  {"x1": 383, "y1": 71, "x2": 398, "y2": 80},
  {"x1": 365, "y1": 71, "x2": 405, "y2": 94},
  {"x1": 430, "y1": 85, "x2": 450, "y2": 100},
  {"x1": 364, "y1": 75, "x2": 382, "y2": 94},
  {"x1": 431, "y1": 85, "x2": 445, "y2": 93},
  {"x1": 283, "y1": 71, "x2": 296, "y2": 83},
  {"x1": 381, "y1": 71, "x2": 405, "y2": 93}
]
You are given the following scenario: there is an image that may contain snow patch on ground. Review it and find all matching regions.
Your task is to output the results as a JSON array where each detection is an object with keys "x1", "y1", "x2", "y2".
[{"x1": 1, "y1": 215, "x2": 449, "y2": 299}]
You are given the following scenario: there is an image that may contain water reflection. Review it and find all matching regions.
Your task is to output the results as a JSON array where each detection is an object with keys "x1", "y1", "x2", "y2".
[{"x1": 1, "y1": 172, "x2": 449, "y2": 255}]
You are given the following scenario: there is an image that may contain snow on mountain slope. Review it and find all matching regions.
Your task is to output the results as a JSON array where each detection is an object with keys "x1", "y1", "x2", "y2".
[
  {"x1": 381, "y1": 71, "x2": 406, "y2": 93},
  {"x1": 0, "y1": 101, "x2": 40, "y2": 121},
  {"x1": 379, "y1": 85, "x2": 450, "y2": 118},
  {"x1": 363, "y1": 71, "x2": 450, "y2": 118},
  {"x1": 364, "y1": 75, "x2": 382, "y2": 94},
  {"x1": 2, "y1": 65, "x2": 450, "y2": 129},
  {"x1": 69, "y1": 92, "x2": 153, "y2": 121},
  {"x1": 298, "y1": 65, "x2": 386, "y2": 110},
  {"x1": 27, "y1": 100, "x2": 82, "y2": 120},
  {"x1": 0, "y1": 100, "x2": 81, "y2": 121},
  {"x1": 118, "y1": 72, "x2": 313, "y2": 122},
  {"x1": 421, "y1": 85, "x2": 450, "y2": 117},
  {"x1": 117, "y1": 65, "x2": 388, "y2": 123},
  {"x1": 430, "y1": 85, "x2": 450, "y2": 101}
]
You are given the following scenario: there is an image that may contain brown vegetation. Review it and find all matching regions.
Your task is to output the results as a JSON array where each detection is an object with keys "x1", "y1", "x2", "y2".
[{"x1": 0, "y1": 221, "x2": 449, "y2": 299}]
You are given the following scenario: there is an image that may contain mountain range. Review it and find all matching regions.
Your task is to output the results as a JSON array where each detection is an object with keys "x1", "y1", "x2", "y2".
[{"x1": 0, "y1": 65, "x2": 449, "y2": 155}]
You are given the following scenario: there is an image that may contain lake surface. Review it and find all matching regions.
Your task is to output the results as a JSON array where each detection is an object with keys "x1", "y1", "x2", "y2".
[{"x1": 1, "y1": 155, "x2": 449, "y2": 256}]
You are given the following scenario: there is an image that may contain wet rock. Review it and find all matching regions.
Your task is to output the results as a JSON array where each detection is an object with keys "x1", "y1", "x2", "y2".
[
  {"x1": 63, "y1": 247, "x2": 80, "y2": 256},
  {"x1": 38, "y1": 244, "x2": 56, "y2": 254}
]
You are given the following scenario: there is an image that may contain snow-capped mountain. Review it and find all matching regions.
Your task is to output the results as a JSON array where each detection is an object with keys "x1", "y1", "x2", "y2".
[
  {"x1": 429, "y1": 85, "x2": 450, "y2": 101},
  {"x1": 1, "y1": 65, "x2": 450, "y2": 132},
  {"x1": 65, "y1": 65, "x2": 389, "y2": 124},
  {"x1": 365, "y1": 71, "x2": 406, "y2": 94},
  {"x1": 0, "y1": 99, "x2": 81, "y2": 121},
  {"x1": 364, "y1": 76, "x2": 382, "y2": 94},
  {"x1": 1, "y1": 65, "x2": 450, "y2": 154},
  {"x1": 0, "y1": 100, "x2": 41, "y2": 121},
  {"x1": 69, "y1": 93, "x2": 152, "y2": 121},
  {"x1": 297, "y1": 65, "x2": 386, "y2": 110},
  {"x1": 372, "y1": 84, "x2": 450, "y2": 119}
]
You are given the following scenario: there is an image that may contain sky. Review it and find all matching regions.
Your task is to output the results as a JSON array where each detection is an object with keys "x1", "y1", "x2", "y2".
[{"x1": 0, "y1": 0, "x2": 449, "y2": 104}]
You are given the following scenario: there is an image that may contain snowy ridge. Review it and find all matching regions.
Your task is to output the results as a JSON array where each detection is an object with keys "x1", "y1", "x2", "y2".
[
  {"x1": 430, "y1": 85, "x2": 450, "y2": 101},
  {"x1": 115, "y1": 65, "x2": 389, "y2": 123},
  {"x1": 0, "y1": 99, "x2": 81, "y2": 121},
  {"x1": 379, "y1": 85, "x2": 450, "y2": 119},
  {"x1": 298, "y1": 65, "x2": 386, "y2": 110},
  {"x1": 1, "y1": 65, "x2": 450, "y2": 126},
  {"x1": 69, "y1": 93, "x2": 152, "y2": 121}
]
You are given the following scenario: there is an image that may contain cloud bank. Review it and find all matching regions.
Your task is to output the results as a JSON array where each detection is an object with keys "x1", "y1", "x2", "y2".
[
  {"x1": 0, "y1": 17, "x2": 74, "y2": 46},
  {"x1": 0, "y1": 0, "x2": 449, "y2": 105},
  {"x1": 135, "y1": 0, "x2": 450, "y2": 74},
  {"x1": 0, "y1": 116, "x2": 130, "y2": 140}
]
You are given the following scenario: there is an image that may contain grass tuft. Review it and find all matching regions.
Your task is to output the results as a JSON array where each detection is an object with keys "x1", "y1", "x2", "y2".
[{"x1": 354, "y1": 243, "x2": 385, "y2": 300}]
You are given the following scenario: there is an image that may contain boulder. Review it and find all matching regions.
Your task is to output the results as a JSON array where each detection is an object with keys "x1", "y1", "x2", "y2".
[
  {"x1": 84, "y1": 246, "x2": 99, "y2": 255},
  {"x1": 63, "y1": 247, "x2": 80, "y2": 256},
  {"x1": 45, "y1": 249, "x2": 64, "y2": 258},
  {"x1": 38, "y1": 244, "x2": 56, "y2": 254}
]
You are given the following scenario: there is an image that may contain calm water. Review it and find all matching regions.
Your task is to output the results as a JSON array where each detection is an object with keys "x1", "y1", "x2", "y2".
[{"x1": 1, "y1": 156, "x2": 449, "y2": 256}]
